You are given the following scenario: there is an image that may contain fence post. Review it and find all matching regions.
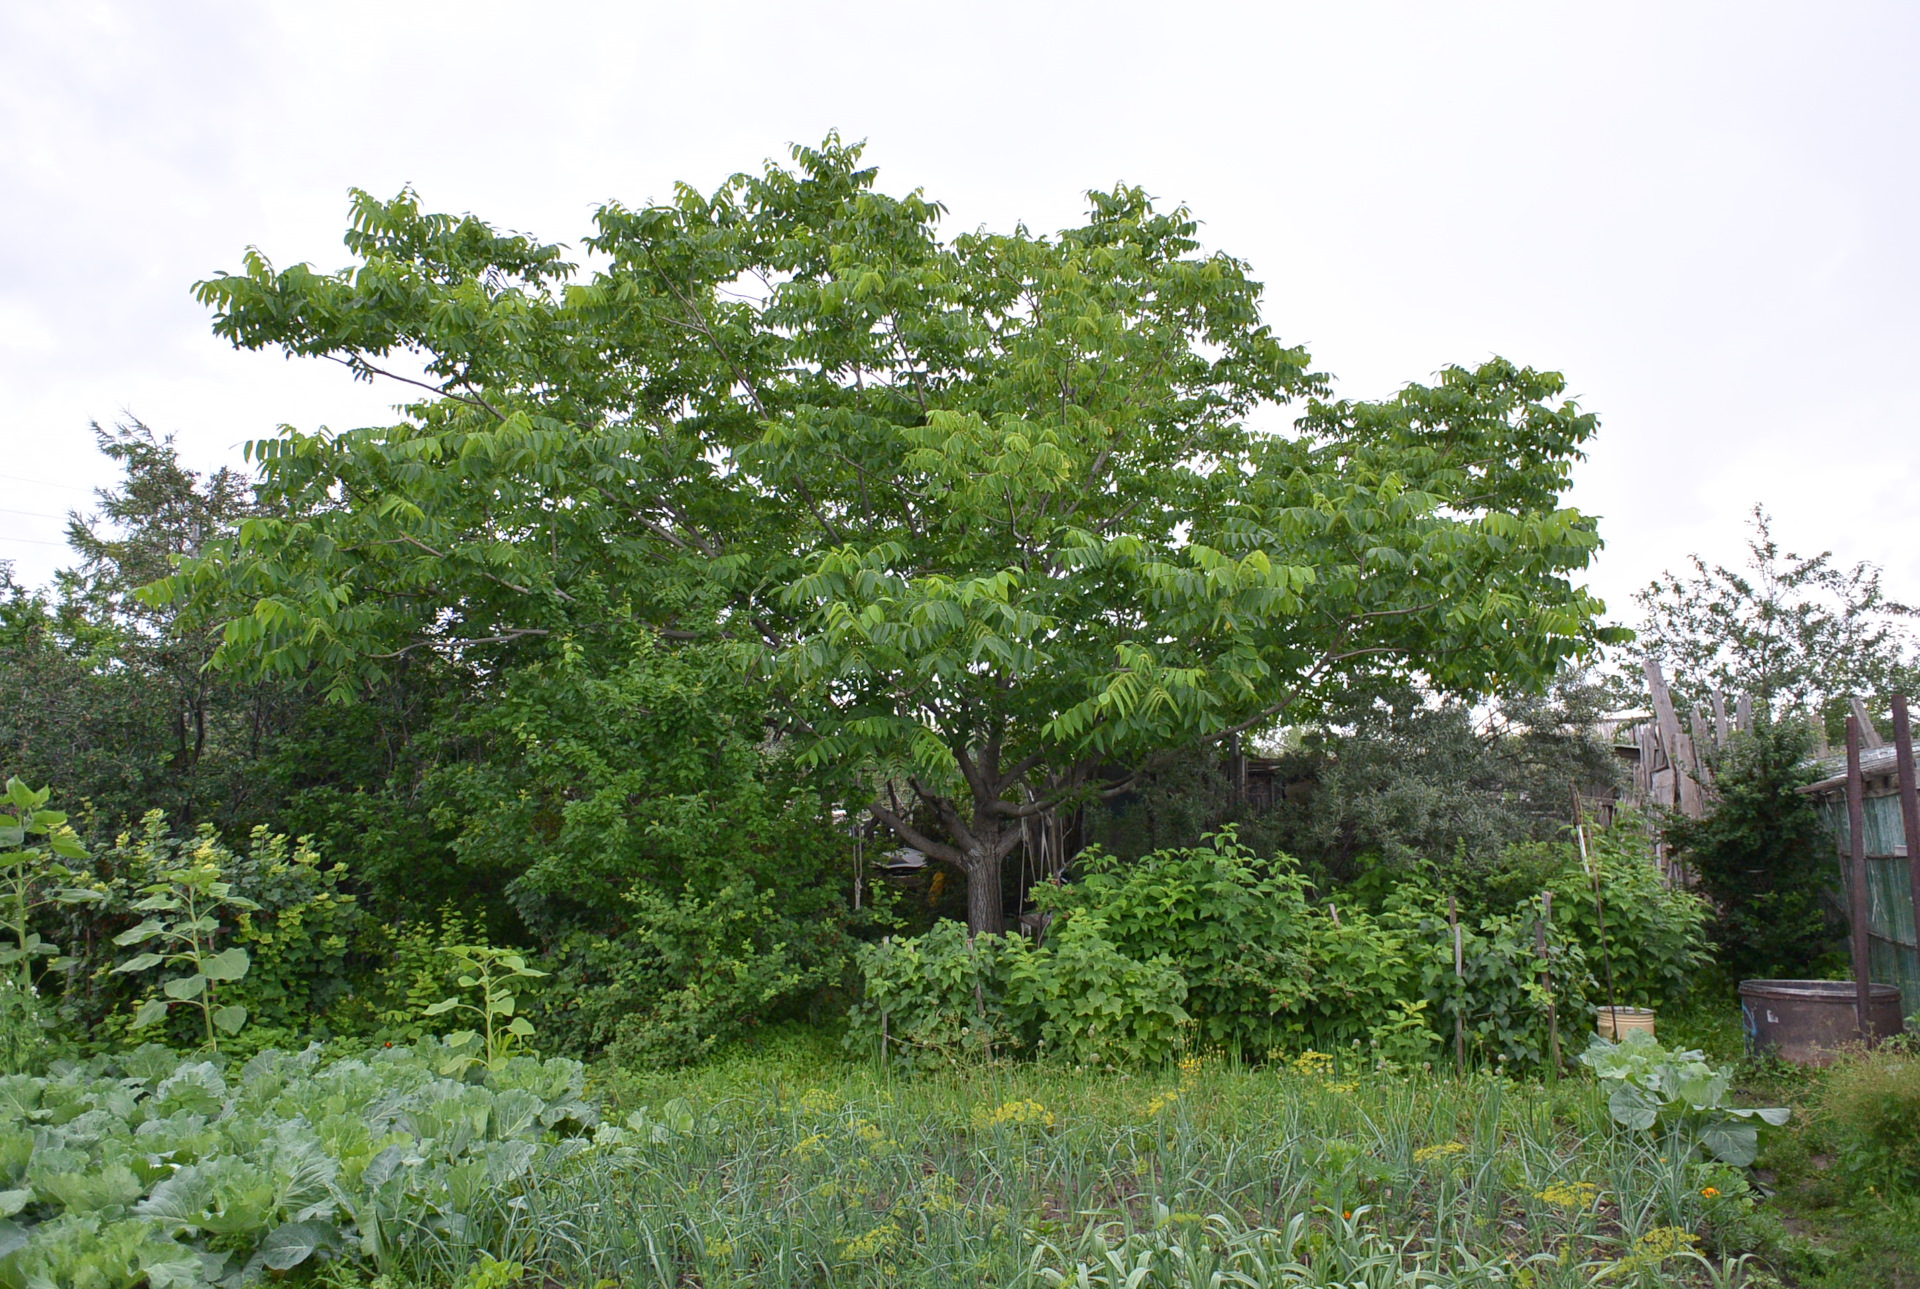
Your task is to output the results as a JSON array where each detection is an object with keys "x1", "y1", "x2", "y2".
[
  {"x1": 1895, "y1": 695, "x2": 1920, "y2": 1008},
  {"x1": 1847, "y1": 715, "x2": 1873, "y2": 1039}
]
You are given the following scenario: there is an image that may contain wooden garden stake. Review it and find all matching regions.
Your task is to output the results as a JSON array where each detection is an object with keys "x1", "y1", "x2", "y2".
[
  {"x1": 1449, "y1": 893, "x2": 1465, "y2": 1075},
  {"x1": 1573, "y1": 788, "x2": 1619, "y2": 1030},
  {"x1": 1846, "y1": 715, "x2": 1873, "y2": 1038},
  {"x1": 1894, "y1": 695, "x2": 1920, "y2": 1006},
  {"x1": 1538, "y1": 890, "x2": 1558, "y2": 1074}
]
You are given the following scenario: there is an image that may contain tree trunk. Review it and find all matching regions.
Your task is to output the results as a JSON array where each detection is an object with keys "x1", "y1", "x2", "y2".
[{"x1": 963, "y1": 843, "x2": 1005, "y2": 936}]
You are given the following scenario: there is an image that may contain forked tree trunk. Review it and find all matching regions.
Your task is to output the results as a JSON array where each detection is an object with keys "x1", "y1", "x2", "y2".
[{"x1": 866, "y1": 740, "x2": 1041, "y2": 939}]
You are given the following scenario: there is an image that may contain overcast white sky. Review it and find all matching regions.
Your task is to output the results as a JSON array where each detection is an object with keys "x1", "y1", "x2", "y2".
[{"x1": 2, "y1": 1, "x2": 1916, "y2": 625}]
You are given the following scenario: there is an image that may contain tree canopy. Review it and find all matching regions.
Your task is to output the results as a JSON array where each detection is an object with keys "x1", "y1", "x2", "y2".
[
  {"x1": 162, "y1": 136, "x2": 1620, "y2": 931},
  {"x1": 1635, "y1": 505, "x2": 1919, "y2": 731}
]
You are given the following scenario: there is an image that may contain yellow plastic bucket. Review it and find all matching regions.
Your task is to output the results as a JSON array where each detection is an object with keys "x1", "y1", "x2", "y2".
[{"x1": 1596, "y1": 1006, "x2": 1657, "y2": 1041}]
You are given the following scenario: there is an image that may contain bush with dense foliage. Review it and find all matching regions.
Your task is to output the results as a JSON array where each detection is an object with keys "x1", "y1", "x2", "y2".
[
  {"x1": 849, "y1": 819, "x2": 1706, "y2": 1073},
  {"x1": 537, "y1": 883, "x2": 852, "y2": 1069},
  {"x1": 416, "y1": 634, "x2": 852, "y2": 939},
  {"x1": 46, "y1": 811, "x2": 363, "y2": 1057},
  {"x1": 844, "y1": 918, "x2": 1189, "y2": 1071}
]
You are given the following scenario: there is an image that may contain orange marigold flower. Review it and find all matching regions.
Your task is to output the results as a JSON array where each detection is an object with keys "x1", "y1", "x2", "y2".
[{"x1": 1701, "y1": 1187, "x2": 1720, "y2": 1198}]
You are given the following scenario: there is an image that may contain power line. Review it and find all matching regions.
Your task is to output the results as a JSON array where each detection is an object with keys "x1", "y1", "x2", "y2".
[
  {"x1": 0, "y1": 473, "x2": 95, "y2": 495},
  {"x1": 0, "y1": 507, "x2": 70, "y2": 522}
]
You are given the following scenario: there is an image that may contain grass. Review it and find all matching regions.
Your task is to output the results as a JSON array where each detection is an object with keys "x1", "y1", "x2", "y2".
[
  {"x1": 1736, "y1": 1029, "x2": 1920, "y2": 1288},
  {"x1": 530, "y1": 1026, "x2": 1775, "y2": 1287}
]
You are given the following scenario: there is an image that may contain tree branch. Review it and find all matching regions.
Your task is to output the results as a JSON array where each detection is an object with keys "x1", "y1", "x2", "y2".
[
  {"x1": 868, "y1": 803, "x2": 965, "y2": 866},
  {"x1": 330, "y1": 354, "x2": 508, "y2": 422},
  {"x1": 370, "y1": 627, "x2": 551, "y2": 660}
]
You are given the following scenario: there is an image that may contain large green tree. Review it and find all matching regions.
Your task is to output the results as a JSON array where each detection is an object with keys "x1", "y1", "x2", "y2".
[{"x1": 165, "y1": 137, "x2": 1619, "y2": 933}]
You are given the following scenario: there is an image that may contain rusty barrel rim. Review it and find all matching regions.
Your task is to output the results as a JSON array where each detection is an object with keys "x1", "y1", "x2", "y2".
[{"x1": 1738, "y1": 978, "x2": 1902, "y2": 1002}]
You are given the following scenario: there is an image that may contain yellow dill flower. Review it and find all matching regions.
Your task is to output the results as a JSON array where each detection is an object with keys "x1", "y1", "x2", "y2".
[
  {"x1": 1324, "y1": 1080, "x2": 1359, "y2": 1095},
  {"x1": 1532, "y1": 1181, "x2": 1599, "y2": 1209},
  {"x1": 1292, "y1": 1050, "x2": 1336, "y2": 1077},
  {"x1": 973, "y1": 1099, "x2": 1055, "y2": 1129},
  {"x1": 1628, "y1": 1226, "x2": 1699, "y2": 1263},
  {"x1": 840, "y1": 1222, "x2": 901, "y2": 1260},
  {"x1": 787, "y1": 1132, "x2": 827, "y2": 1158},
  {"x1": 798, "y1": 1088, "x2": 838, "y2": 1115},
  {"x1": 1145, "y1": 1090, "x2": 1180, "y2": 1116},
  {"x1": 1412, "y1": 1141, "x2": 1467, "y2": 1164}
]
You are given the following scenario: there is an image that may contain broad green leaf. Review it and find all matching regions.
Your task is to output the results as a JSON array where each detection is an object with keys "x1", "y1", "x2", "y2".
[
  {"x1": 255, "y1": 1219, "x2": 340, "y2": 1270},
  {"x1": 113, "y1": 920, "x2": 164, "y2": 946},
  {"x1": 163, "y1": 973, "x2": 207, "y2": 999},
  {"x1": 663, "y1": 1097, "x2": 696, "y2": 1134},
  {"x1": 133, "y1": 997, "x2": 169, "y2": 1028},
  {"x1": 424, "y1": 998, "x2": 461, "y2": 1015},
  {"x1": 1698, "y1": 1120, "x2": 1759, "y2": 1167},
  {"x1": 1607, "y1": 1084, "x2": 1658, "y2": 1132},
  {"x1": 507, "y1": 1017, "x2": 534, "y2": 1038},
  {"x1": 212, "y1": 1004, "x2": 247, "y2": 1034},
  {"x1": 200, "y1": 946, "x2": 250, "y2": 981},
  {"x1": 113, "y1": 953, "x2": 165, "y2": 974}
]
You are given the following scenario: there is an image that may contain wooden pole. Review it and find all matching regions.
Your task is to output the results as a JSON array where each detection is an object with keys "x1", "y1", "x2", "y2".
[
  {"x1": 1847, "y1": 715, "x2": 1874, "y2": 1039},
  {"x1": 1893, "y1": 695, "x2": 1920, "y2": 1018},
  {"x1": 1538, "y1": 890, "x2": 1559, "y2": 1074},
  {"x1": 1449, "y1": 893, "x2": 1465, "y2": 1075},
  {"x1": 1574, "y1": 789, "x2": 1619, "y2": 1025}
]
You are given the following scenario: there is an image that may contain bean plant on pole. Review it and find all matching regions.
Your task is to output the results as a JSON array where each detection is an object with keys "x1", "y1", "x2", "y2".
[{"x1": 162, "y1": 137, "x2": 1623, "y2": 934}]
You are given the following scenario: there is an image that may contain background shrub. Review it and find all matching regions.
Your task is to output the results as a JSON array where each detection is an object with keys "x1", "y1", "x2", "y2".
[
  {"x1": 845, "y1": 918, "x2": 1189, "y2": 1071},
  {"x1": 45, "y1": 811, "x2": 363, "y2": 1054},
  {"x1": 1032, "y1": 830, "x2": 1311, "y2": 1056}
]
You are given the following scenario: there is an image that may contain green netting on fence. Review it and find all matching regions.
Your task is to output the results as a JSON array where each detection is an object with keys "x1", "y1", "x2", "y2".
[{"x1": 1824, "y1": 794, "x2": 1920, "y2": 1015}]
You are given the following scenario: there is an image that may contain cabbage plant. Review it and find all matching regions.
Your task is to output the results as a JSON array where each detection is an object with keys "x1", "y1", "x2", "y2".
[
  {"x1": 0, "y1": 1040, "x2": 599, "y2": 1289},
  {"x1": 1580, "y1": 1030, "x2": 1789, "y2": 1166}
]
